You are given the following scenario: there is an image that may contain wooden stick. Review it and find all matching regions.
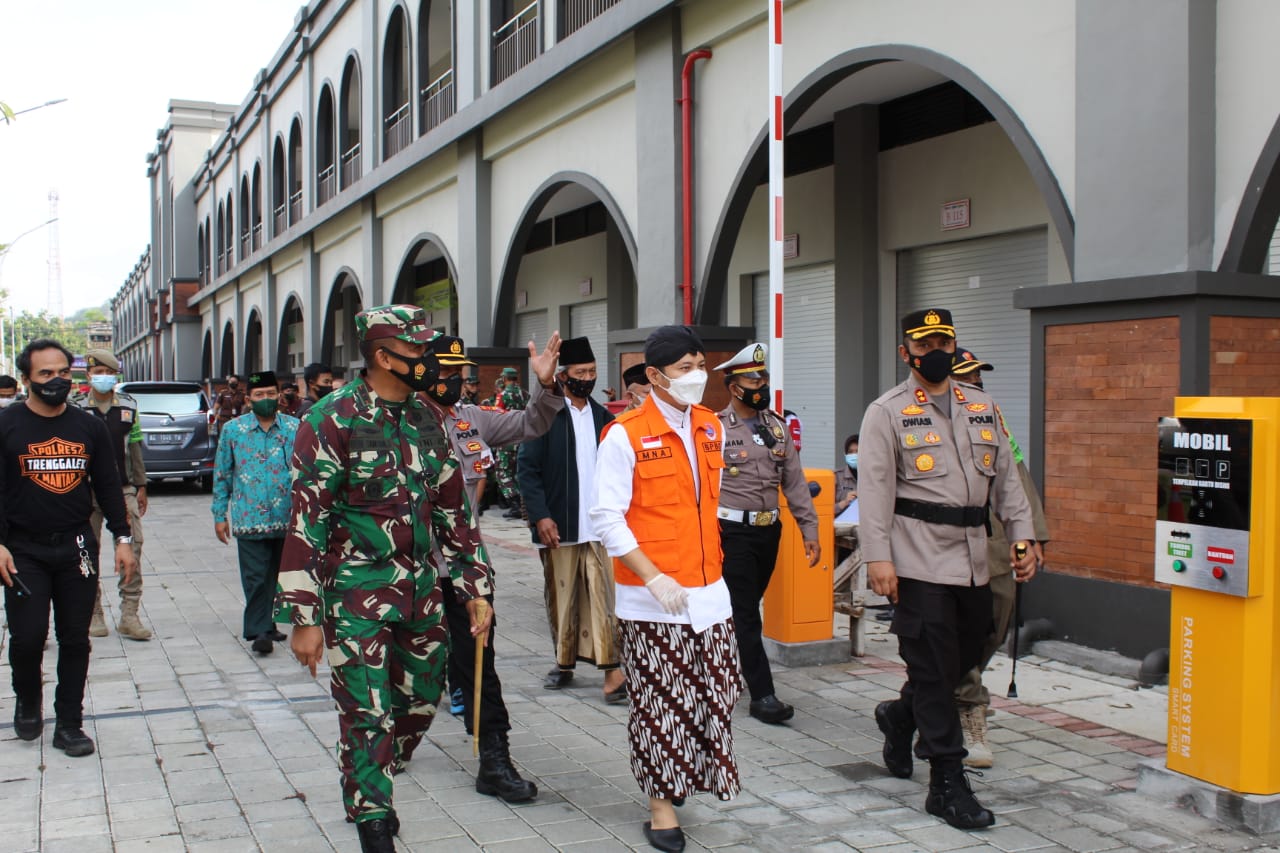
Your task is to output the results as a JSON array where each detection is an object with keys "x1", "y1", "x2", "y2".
[{"x1": 472, "y1": 598, "x2": 489, "y2": 757}]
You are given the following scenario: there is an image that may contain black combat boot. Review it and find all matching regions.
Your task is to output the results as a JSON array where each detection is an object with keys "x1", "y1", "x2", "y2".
[
  {"x1": 874, "y1": 700, "x2": 915, "y2": 778},
  {"x1": 925, "y1": 761, "x2": 995, "y2": 829},
  {"x1": 356, "y1": 817, "x2": 396, "y2": 853},
  {"x1": 476, "y1": 730, "x2": 538, "y2": 802},
  {"x1": 13, "y1": 697, "x2": 42, "y2": 741},
  {"x1": 51, "y1": 721, "x2": 95, "y2": 757}
]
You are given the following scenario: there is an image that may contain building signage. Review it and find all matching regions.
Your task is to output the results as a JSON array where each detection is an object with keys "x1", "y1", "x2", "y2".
[
  {"x1": 941, "y1": 198, "x2": 970, "y2": 231},
  {"x1": 783, "y1": 233, "x2": 799, "y2": 260}
]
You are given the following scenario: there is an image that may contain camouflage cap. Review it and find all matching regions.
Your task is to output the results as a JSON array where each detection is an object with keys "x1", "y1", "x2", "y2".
[{"x1": 354, "y1": 304, "x2": 435, "y2": 345}]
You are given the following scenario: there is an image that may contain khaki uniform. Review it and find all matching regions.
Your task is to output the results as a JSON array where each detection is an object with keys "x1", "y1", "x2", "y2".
[
  {"x1": 859, "y1": 375, "x2": 1034, "y2": 765},
  {"x1": 716, "y1": 406, "x2": 817, "y2": 700}
]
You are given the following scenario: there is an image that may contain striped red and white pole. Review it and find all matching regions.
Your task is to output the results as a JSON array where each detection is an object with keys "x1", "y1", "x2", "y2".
[{"x1": 767, "y1": 0, "x2": 785, "y2": 414}]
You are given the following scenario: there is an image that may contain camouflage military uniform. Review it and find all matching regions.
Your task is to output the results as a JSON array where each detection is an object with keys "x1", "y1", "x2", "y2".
[
  {"x1": 277, "y1": 309, "x2": 492, "y2": 825},
  {"x1": 494, "y1": 382, "x2": 529, "y2": 506}
]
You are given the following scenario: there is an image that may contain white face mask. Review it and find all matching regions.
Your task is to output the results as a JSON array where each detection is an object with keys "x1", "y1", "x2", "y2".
[
  {"x1": 659, "y1": 368, "x2": 707, "y2": 407},
  {"x1": 0, "y1": 397, "x2": 15, "y2": 408}
]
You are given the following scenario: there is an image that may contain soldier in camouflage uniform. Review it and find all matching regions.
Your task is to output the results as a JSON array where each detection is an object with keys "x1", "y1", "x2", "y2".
[
  {"x1": 277, "y1": 305, "x2": 494, "y2": 853},
  {"x1": 495, "y1": 367, "x2": 529, "y2": 519}
]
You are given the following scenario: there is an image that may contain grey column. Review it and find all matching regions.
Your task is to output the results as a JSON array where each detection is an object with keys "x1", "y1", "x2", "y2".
[
  {"x1": 833, "y1": 105, "x2": 881, "y2": 426},
  {"x1": 455, "y1": 0, "x2": 481, "y2": 109},
  {"x1": 263, "y1": 268, "x2": 278, "y2": 375},
  {"x1": 632, "y1": 9, "x2": 681, "y2": 326},
  {"x1": 457, "y1": 132, "x2": 493, "y2": 345},
  {"x1": 363, "y1": 198, "x2": 385, "y2": 306},
  {"x1": 305, "y1": 239, "x2": 324, "y2": 362},
  {"x1": 1074, "y1": 0, "x2": 1216, "y2": 280}
]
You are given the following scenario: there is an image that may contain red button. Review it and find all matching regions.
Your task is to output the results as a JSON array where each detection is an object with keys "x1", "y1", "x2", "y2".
[{"x1": 1212, "y1": 566, "x2": 1227, "y2": 580}]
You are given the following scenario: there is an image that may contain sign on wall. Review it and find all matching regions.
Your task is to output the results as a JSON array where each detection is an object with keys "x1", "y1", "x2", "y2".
[{"x1": 941, "y1": 198, "x2": 971, "y2": 231}]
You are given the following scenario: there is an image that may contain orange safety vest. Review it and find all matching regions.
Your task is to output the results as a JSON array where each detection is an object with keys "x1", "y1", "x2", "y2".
[{"x1": 603, "y1": 395, "x2": 725, "y2": 588}]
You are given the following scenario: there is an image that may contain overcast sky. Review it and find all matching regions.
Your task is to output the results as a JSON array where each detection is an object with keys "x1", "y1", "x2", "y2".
[{"x1": 0, "y1": 0, "x2": 302, "y2": 317}]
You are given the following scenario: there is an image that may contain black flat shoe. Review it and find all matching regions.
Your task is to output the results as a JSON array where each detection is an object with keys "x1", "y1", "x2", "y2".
[
  {"x1": 671, "y1": 796, "x2": 685, "y2": 807},
  {"x1": 643, "y1": 821, "x2": 685, "y2": 852},
  {"x1": 251, "y1": 633, "x2": 273, "y2": 655},
  {"x1": 13, "y1": 698, "x2": 41, "y2": 741},
  {"x1": 748, "y1": 694, "x2": 795, "y2": 724},
  {"x1": 543, "y1": 668, "x2": 573, "y2": 690},
  {"x1": 270, "y1": 629, "x2": 287, "y2": 642},
  {"x1": 603, "y1": 683, "x2": 628, "y2": 705}
]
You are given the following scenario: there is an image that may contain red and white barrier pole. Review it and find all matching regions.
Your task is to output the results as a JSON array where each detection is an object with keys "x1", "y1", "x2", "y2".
[{"x1": 767, "y1": 0, "x2": 785, "y2": 413}]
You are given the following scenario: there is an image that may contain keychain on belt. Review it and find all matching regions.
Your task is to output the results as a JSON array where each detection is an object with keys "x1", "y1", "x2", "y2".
[{"x1": 75, "y1": 535, "x2": 96, "y2": 578}]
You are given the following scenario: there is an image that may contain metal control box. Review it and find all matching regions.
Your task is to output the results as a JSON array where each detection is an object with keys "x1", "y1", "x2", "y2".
[{"x1": 1155, "y1": 417, "x2": 1253, "y2": 597}]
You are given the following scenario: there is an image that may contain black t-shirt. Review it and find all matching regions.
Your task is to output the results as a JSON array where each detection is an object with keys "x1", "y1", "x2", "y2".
[{"x1": 0, "y1": 402, "x2": 131, "y2": 542}]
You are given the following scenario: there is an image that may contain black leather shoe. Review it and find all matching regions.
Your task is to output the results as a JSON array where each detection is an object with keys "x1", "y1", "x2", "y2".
[
  {"x1": 876, "y1": 700, "x2": 915, "y2": 779},
  {"x1": 13, "y1": 698, "x2": 41, "y2": 741},
  {"x1": 387, "y1": 809, "x2": 400, "y2": 837},
  {"x1": 543, "y1": 668, "x2": 573, "y2": 690},
  {"x1": 251, "y1": 633, "x2": 273, "y2": 655},
  {"x1": 51, "y1": 724, "x2": 95, "y2": 757},
  {"x1": 643, "y1": 821, "x2": 686, "y2": 852},
  {"x1": 270, "y1": 629, "x2": 287, "y2": 642},
  {"x1": 748, "y1": 695, "x2": 795, "y2": 724},
  {"x1": 356, "y1": 818, "x2": 396, "y2": 853}
]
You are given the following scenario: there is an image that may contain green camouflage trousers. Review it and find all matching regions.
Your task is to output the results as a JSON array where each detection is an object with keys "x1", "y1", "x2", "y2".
[
  {"x1": 325, "y1": 612, "x2": 449, "y2": 822},
  {"x1": 495, "y1": 446, "x2": 520, "y2": 504}
]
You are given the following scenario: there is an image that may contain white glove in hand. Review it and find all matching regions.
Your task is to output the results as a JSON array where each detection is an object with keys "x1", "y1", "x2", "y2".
[{"x1": 645, "y1": 573, "x2": 689, "y2": 615}]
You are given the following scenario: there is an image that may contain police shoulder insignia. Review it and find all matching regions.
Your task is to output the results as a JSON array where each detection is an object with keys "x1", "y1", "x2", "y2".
[
  {"x1": 901, "y1": 404, "x2": 924, "y2": 415},
  {"x1": 904, "y1": 432, "x2": 920, "y2": 447},
  {"x1": 771, "y1": 425, "x2": 784, "y2": 439},
  {"x1": 924, "y1": 432, "x2": 940, "y2": 444},
  {"x1": 456, "y1": 421, "x2": 471, "y2": 430},
  {"x1": 965, "y1": 403, "x2": 988, "y2": 413},
  {"x1": 953, "y1": 385, "x2": 967, "y2": 402},
  {"x1": 914, "y1": 388, "x2": 928, "y2": 404},
  {"x1": 915, "y1": 453, "x2": 935, "y2": 472}
]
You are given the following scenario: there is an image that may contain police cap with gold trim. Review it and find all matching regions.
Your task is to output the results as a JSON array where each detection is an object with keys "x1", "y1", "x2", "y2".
[
  {"x1": 952, "y1": 345, "x2": 994, "y2": 376},
  {"x1": 901, "y1": 308, "x2": 956, "y2": 340},
  {"x1": 713, "y1": 342, "x2": 769, "y2": 378},
  {"x1": 428, "y1": 334, "x2": 477, "y2": 367},
  {"x1": 354, "y1": 304, "x2": 435, "y2": 345}
]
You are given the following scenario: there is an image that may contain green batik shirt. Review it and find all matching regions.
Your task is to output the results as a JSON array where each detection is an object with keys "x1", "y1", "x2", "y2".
[{"x1": 276, "y1": 377, "x2": 492, "y2": 626}]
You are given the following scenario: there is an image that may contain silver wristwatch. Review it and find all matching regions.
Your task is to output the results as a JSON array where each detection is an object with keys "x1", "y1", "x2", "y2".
[{"x1": 115, "y1": 535, "x2": 134, "y2": 545}]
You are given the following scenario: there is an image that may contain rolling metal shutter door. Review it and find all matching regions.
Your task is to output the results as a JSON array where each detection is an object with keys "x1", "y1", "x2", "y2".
[
  {"x1": 897, "y1": 228, "x2": 1047, "y2": 450},
  {"x1": 570, "y1": 299, "x2": 610, "y2": 389},
  {"x1": 753, "y1": 263, "x2": 837, "y2": 468},
  {"x1": 514, "y1": 310, "x2": 547, "y2": 388},
  {"x1": 1269, "y1": 218, "x2": 1280, "y2": 275}
]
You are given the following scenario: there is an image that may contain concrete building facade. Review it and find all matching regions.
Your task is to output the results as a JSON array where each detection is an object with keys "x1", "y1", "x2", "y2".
[{"x1": 112, "y1": 0, "x2": 1280, "y2": 662}]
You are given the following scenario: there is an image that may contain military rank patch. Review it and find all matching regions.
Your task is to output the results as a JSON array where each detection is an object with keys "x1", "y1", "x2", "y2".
[
  {"x1": 914, "y1": 388, "x2": 928, "y2": 404},
  {"x1": 901, "y1": 404, "x2": 924, "y2": 415},
  {"x1": 953, "y1": 385, "x2": 967, "y2": 402},
  {"x1": 924, "y1": 432, "x2": 940, "y2": 444},
  {"x1": 904, "y1": 433, "x2": 920, "y2": 447},
  {"x1": 915, "y1": 453, "x2": 935, "y2": 472},
  {"x1": 965, "y1": 403, "x2": 988, "y2": 413},
  {"x1": 982, "y1": 453, "x2": 993, "y2": 468},
  {"x1": 980, "y1": 428, "x2": 994, "y2": 441},
  {"x1": 466, "y1": 441, "x2": 482, "y2": 452},
  {"x1": 473, "y1": 461, "x2": 486, "y2": 473}
]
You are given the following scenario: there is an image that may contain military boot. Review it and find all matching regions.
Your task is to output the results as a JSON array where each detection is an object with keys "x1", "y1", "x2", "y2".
[
  {"x1": 925, "y1": 761, "x2": 995, "y2": 829},
  {"x1": 116, "y1": 598, "x2": 153, "y2": 641},
  {"x1": 875, "y1": 700, "x2": 915, "y2": 778},
  {"x1": 355, "y1": 818, "x2": 396, "y2": 853},
  {"x1": 960, "y1": 704, "x2": 993, "y2": 769},
  {"x1": 476, "y1": 731, "x2": 538, "y2": 802},
  {"x1": 89, "y1": 588, "x2": 108, "y2": 638}
]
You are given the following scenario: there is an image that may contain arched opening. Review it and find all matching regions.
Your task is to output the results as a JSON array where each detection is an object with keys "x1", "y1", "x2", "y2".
[
  {"x1": 383, "y1": 6, "x2": 412, "y2": 159},
  {"x1": 238, "y1": 176, "x2": 251, "y2": 258},
  {"x1": 321, "y1": 273, "x2": 365, "y2": 377},
  {"x1": 340, "y1": 57, "x2": 363, "y2": 188},
  {"x1": 272, "y1": 136, "x2": 287, "y2": 234},
  {"x1": 251, "y1": 163, "x2": 263, "y2": 250},
  {"x1": 244, "y1": 310, "x2": 264, "y2": 374},
  {"x1": 317, "y1": 84, "x2": 337, "y2": 205},
  {"x1": 1220, "y1": 112, "x2": 1280, "y2": 274},
  {"x1": 215, "y1": 203, "x2": 225, "y2": 276},
  {"x1": 417, "y1": 0, "x2": 455, "y2": 134},
  {"x1": 224, "y1": 191, "x2": 235, "y2": 263},
  {"x1": 700, "y1": 49, "x2": 1073, "y2": 468},
  {"x1": 204, "y1": 216, "x2": 212, "y2": 283},
  {"x1": 392, "y1": 235, "x2": 459, "y2": 335},
  {"x1": 276, "y1": 295, "x2": 305, "y2": 376},
  {"x1": 197, "y1": 223, "x2": 205, "y2": 284},
  {"x1": 202, "y1": 330, "x2": 213, "y2": 381},
  {"x1": 220, "y1": 322, "x2": 235, "y2": 378},
  {"x1": 288, "y1": 119, "x2": 304, "y2": 225},
  {"x1": 494, "y1": 174, "x2": 638, "y2": 392}
]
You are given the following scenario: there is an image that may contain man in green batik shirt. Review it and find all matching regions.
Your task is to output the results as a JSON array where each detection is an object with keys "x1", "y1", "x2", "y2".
[{"x1": 276, "y1": 304, "x2": 494, "y2": 853}]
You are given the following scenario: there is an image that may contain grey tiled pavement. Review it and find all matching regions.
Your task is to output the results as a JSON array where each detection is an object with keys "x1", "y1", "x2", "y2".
[{"x1": 2, "y1": 484, "x2": 1278, "y2": 851}]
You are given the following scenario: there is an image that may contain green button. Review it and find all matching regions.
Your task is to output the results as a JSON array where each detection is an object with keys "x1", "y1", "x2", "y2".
[{"x1": 1172, "y1": 560, "x2": 1187, "y2": 572}]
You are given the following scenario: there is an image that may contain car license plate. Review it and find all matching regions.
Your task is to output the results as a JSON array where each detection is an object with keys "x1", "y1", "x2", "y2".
[{"x1": 149, "y1": 433, "x2": 186, "y2": 445}]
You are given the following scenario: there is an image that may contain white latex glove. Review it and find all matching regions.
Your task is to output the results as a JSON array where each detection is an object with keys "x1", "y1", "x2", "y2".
[{"x1": 645, "y1": 574, "x2": 689, "y2": 615}]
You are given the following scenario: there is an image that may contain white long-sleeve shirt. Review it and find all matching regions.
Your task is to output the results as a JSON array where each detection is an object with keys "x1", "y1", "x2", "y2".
[{"x1": 590, "y1": 392, "x2": 731, "y2": 630}]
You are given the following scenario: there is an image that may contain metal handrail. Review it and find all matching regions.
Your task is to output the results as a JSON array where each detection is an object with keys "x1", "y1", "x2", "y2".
[
  {"x1": 384, "y1": 103, "x2": 411, "y2": 158},
  {"x1": 420, "y1": 68, "x2": 456, "y2": 133},
  {"x1": 252, "y1": 222, "x2": 262, "y2": 250},
  {"x1": 273, "y1": 203, "x2": 286, "y2": 235},
  {"x1": 288, "y1": 190, "x2": 302, "y2": 224},
  {"x1": 341, "y1": 143, "x2": 361, "y2": 187},
  {"x1": 317, "y1": 164, "x2": 337, "y2": 204},
  {"x1": 493, "y1": 0, "x2": 539, "y2": 38},
  {"x1": 493, "y1": 2, "x2": 540, "y2": 85},
  {"x1": 562, "y1": 0, "x2": 618, "y2": 37}
]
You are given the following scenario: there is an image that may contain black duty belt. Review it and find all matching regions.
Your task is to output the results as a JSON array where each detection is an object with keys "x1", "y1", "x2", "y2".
[{"x1": 894, "y1": 498, "x2": 987, "y2": 528}]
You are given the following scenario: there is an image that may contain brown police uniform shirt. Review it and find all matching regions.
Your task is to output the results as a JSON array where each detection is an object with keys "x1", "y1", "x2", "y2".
[
  {"x1": 858, "y1": 376, "x2": 1034, "y2": 586},
  {"x1": 717, "y1": 407, "x2": 819, "y2": 540}
]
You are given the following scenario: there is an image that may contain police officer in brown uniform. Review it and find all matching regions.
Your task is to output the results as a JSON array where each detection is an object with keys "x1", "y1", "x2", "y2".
[
  {"x1": 859, "y1": 309, "x2": 1036, "y2": 830},
  {"x1": 714, "y1": 343, "x2": 820, "y2": 724}
]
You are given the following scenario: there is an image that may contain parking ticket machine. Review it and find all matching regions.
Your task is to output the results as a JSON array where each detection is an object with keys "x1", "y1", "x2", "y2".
[{"x1": 1157, "y1": 397, "x2": 1280, "y2": 794}]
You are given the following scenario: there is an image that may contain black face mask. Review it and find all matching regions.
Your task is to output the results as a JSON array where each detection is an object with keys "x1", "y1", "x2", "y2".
[
  {"x1": 909, "y1": 348, "x2": 955, "y2": 384},
  {"x1": 381, "y1": 348, "x2": 441, "y2": 392},
  {"x1": 427, "y1": 374, "x2": 465, "y2": 407},
  {"x1": 30, "y1": 376, "x2": 72, "y2": 407},
  {"x1": 562, "y1": 375, "x2": 596, "y2": 399},
  {"x1": 736, "y1": 383, "x2": 771, "y2": 411},
  {"x1": 312, "y1": 383, "x2": 333, "y2": 399}
]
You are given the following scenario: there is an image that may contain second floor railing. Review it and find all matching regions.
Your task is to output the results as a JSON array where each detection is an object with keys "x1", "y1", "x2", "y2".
[
  {"x1": 341, "y1": 143, "x2": 361, "y2": 188},
  {"x1": 421, "y1": 68, "x2": 456, "y2": 134},
  {"x1": 289, "y1": 190, "x2": 303, "y2": 225},
  {"x1": 252, "y1": 222, "x2": 262, "y2": 250},
  {"x1": 317, "y1": 163, "x2": 337, "y2": 205},
  {"x1": 273, "y1": 203, "x2": 287, "y2": 235},
  {"x1": 215, "y1": 251, "x2": 225, "y2": 276},
  {"x1": 561, "y1": 0, "x2": 618, "y2": 38},
  {"x1": 239, "y1": 232, "x2": 250, "y2": 257},
  {"x1": 493, "y1": 1, "x2": 540, "y2": 86},
  {"x1": 384, "y1": 103, "x2": 412, "y2": 159}
]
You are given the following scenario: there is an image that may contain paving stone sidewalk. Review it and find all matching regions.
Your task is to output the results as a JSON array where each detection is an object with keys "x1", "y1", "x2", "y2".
[{"x1": 1, "y1": 485, "x2": 1276, "y2": 852}]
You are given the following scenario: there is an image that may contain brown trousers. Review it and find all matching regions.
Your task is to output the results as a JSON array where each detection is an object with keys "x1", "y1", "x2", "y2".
[
  {"x1": 540, "y1": 542, "x2": 619, "y2": 670},
  {"x1": 90, "y1": 489, "x2": 145, "y2": 602}
]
